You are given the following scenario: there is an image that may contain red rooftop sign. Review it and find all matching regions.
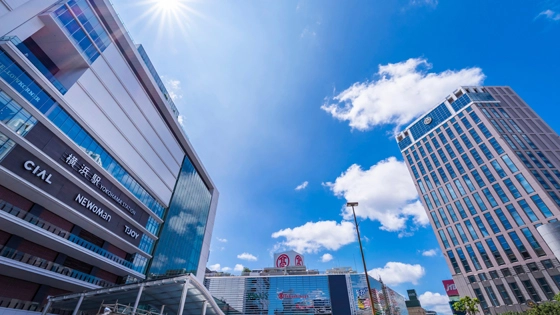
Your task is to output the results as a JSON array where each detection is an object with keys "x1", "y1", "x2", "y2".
[{"x1": 443, "y1": 279, "x2": 459, "y2": 296}]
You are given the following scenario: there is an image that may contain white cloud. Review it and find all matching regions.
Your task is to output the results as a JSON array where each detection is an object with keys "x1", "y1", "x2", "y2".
[
  {"x1": 178, "y1": 115, "x2": 185, "y2": 126},
  {"x1": 537, "y1": 9, "x2": 560, "y2": 21},
  {"x1": 321, "y1": 58, "x2": 484, "y2": 131},
  {"x1": 217, "y1": 237, "x2": 228, "y2": 243},
  {"x1": 163, "y1": 77, "x2": 183, "y2": 101},
  {"x1": 422, "y1": 249, "x2": 438, "y2": 257},
  {"x1": 368, "y1": 262, "x2": 425, "y2": 286},
  {"x1": 295, "y1": 181, "x2": 309, "y2": 191},
  {"x1": 208, "y1": 263, "x2": 221, "y2": 271},
  {"x1": 237, "y1": 252, "x2": 258, "y2": 261},
  {"x1": 324, "y1": 157, "x2": 428, "y2": 233},
  {"x1": 167, "y1": 212, "x2": 197, "y2": 235},
  {"x1": 174, "y1": 257, "x2": 187, "y2": 264},
  {"x1": 321, "y1": 253, "x2": 333, "y2": 262},
  {"x1": 271, "y1": 220, "x2": 356, "y2": 253},
  {"x1": 221, "y1": 267, "x2": 232, "y2": 272},
  {"x1": 419, "y1": 292, "x2": 452, "y2": 315},
  {"x1": 234, "y1": 264, "x2": 244, "y2": 272}
]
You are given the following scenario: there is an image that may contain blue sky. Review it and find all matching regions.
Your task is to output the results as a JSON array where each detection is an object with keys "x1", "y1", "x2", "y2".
[{"x1": 112, "y1": 0, "x2": 560, "y2": 313}]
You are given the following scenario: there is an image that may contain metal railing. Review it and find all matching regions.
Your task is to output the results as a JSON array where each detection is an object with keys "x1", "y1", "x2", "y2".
[
  {"x1": 0, "y1": 296, "x2": 42, "y2": 312},
  {"x1": 0, "y1": 244, "x2": 113, "y2": 287},
  {"x1": 0, "y1": 200, "x2": 134, "y2": 270}
]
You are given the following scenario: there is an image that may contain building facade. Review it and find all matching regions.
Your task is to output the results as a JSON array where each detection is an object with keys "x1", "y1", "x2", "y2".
[
  {"x1": 396, "y1": 86, "x2": 560, "y2": 313},
  {"x1": 205, "y1": 273, "x2": 408, "y2": 315},
  {"x1": 0, "y1": 0, "x2": 217, "y2": 307}
]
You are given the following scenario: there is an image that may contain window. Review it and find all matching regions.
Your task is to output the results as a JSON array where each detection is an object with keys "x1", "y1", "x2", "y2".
[
  {"x1": 500, "y1": 119, "x2": 513, "y2": 133},
  {"x1": 439, "y1": 208, "x2": 450, "y2": 225},
  {"x1": 419, "y1": 146, "x2": 426, "y2": 157},
  {"x1": 432, "y1": 138, "x2": 441, "y2": 149},
  {"x1": 431, "y1": 191, "x2": 442, "y2": 207},
  {"x1": 496, "y1": 284, "x2": 513, "y2": 305},
  {"x1": 457, "y1": 224, "x2": 469, "y2": 242},
  {"x1": 473, "y1": 288, "x2": 488, "y2": 309},
  {"x1": 509, "y1": 120, "x2": 522, "y2": 133},
  {"x1": 479, "y1": 273, "x2": 488, "y2": 281},
  {"x1": 447, "y1": 227, "x2": 460, "y2": 246},
  {"x1": 497, "y1": 235, "x2": 518, "y2": 263},
  {"x1": 437, "y1": 167, "x2": 449, "y2": 183},
  {"x1": 424, "y1": 176, "x2": 434, "y2": 190},
  {"x1": 448, "y1": 250, "x2": 462, "y2": 274},
  {"x1": 470, "y1": 148, "x2": 484, "y2": 165},
  {"x1": 464, "y1": 197, "x2": 477, "y2": 215},
  {"x1": 536, "y1": 152, "x2": 554, "y2": 168},
  {"x1": 531, "y1": 194, "x2": 553, "y2": 218},
  {"x1": 518, "y1": 199, "x2": 539, "y2": 222},
  {"x1": 461, "y1": 153, "x2": 474, "y2": 170},
  {"x1": 474, "y1": 216, "x2": 489, "y2": 237},
  {"x1": 501, "y1": 268, "x2": 512, "y2": 277},
  {"x1": 486, "y1": 239, "x2": 505, "y2": 265},
  {"x1": 506, "y1": 204, "x2": 526, "y2": 226},
  {"x1": 437, "y1": 149, "x2": 448, "y2": 163},
  {"x1": 472, "y1": 170, "x2": 486, "y2": 188},
  {"x1": 439, "y1": 230, "x2": 450, "y2": 248},
  {"x1": 461, "y1": 134, "x2": 473, "y2": 149},
  {"x1": 521, "y1": 134, "x2": 537, "y2": 149},
  {"x1": 484, "y1": 213, "x2": 500, "y2": 233},
  {"x1": 452, "y1": 159, "x2": 465, "y2": 175},
  {"x1": 423, "y1": 195, "x2": 434, "y2": 210},
  {"x1": 469, "y1": 111, "x2": 481, "y2": 124},
  {"x1": 508, "y1": 231, "x2": 531, "y2": 260},
  {"x1": 542, "y1": 259, "x2": 554, "y2": 269},
  {"x1": 501, "y1": 155, "x2": 519, "y2": 173},
  {"x1": 438, "y1": 132, "x2": 448, "y2": 145},
  {"x1": 479, "y1": 143, "x2": 494, "y2": 159},
  {"x1": 446, "y1": 183, "x2": 458, "y2": 200},
  {"x1": 499, "y1": 109, "x2": 510, "y2": 118},
  {"x1": 512, "y1": 134, "x2": 527, "y2": 149},
  {"x1": 536, "y1": 278, "x2": 555, "y2": 300},
  {"x1": 508, "y1": 281, "x2": 526, "y2": 303},
  {"x1": 431, "y1": 172, "x2": 441, "y2": 187},
  {"x1": 484, "y1": 286, "x2": 500, "y2": 307},
  {"x1": 447, "y1": 205, "x2": 459, "y2": 222},
  {"x1": 550, "y1": 192, "x2": 560, "y2": 207},
  {"x1": 406, "y1": 154, "x2": 414, "y2": 165},
  {"x1": 475, "y1": 242, "x2": 493, "y2": 268},
  {"x1": 452, "y1": 139, "x2": 464, "y2": 154},
  {"x1": 418, "y1": 180, "x2": 426, "y2": 194},
  {"x1": 478, "y1": 123, "x2": 492, "y2": 138},
  {"x1": 425, "y1": 158, "x2": 434, "y2": 171},
  {"x1": 473, "y1": 192, "x2": 489, "y2": 211},
  {"x1": 461, "y1": 117, "x2": 472, "y2": 129},
  {"x1": 521, "y1": 280, "x2": 541, "y2": 302},
  {"x1": 445, "y1": 163, "x2": 457, "y2": 179},
  {"x1": 445, "y1": 128, "x2": 456, "y2": 140},
  {"x1": 504, "y1": 179, "x2": 521, "y2": 199},
  {"x1": 453, "y1": 122, "x2": 464, "y2": 135},
  {"x1": 526, "y1": 151, "x2": 544, "y2": 168},
  {"x1": 489, "y1": 138, "x2": 505, "y2": 154},
  {"x1": 542, "y1": 170, "x2": 560, "y2": 189},
  {"x1": 431, "y1": 212, "x2": 441, "y2": 228},
  {"x1": 457, "y1": 248, "x2": 472, "y2": 273},
  {"x1": 411, "y1": 166, "x2": 420, "y2": 179},
  {"x1": 465, "y1": 220, "x2": 479, "y2": 240},
  {"x1": 445, "y1": 144, "x2": 456, "y2": 159},
  {"x1": 455, "y1": 201, "x2": 468, "y2": 219},
  {"x1": 455, "y1": 179, "x2": 467, "y2": 196},
  {"x1": 490, "y1": 108, "x2": 502, "y2": 118},
  {"x1": 480, "y1": 108, "x2": 492, "y2": 118},
  {"x1": 495, "y1": 208, "x2": 513, "y2": 230},
  {"x1": 515, "y1": 174, "x2": 535, "y2": 193},
  {"x1": 469, "y1": 129, "x2": 482, "y2": 144},
  {"x1": 431, "y1": 153, "x2": 440, "y2": 167},
  {"x1": 480, "y1": 165, "x2": 496, "y2": 183},
  {"x1": 438, "y1": 187, "x2": 449, "y2": 204},
  {"x1": 493, "y1": 183, "x2": 510, "y2": 203},
  {"x1": 491, "y1": 160, "x2": 507, "y2": 178},
  {"x1": 503, "y1": 135, "x2": 517, "y2": 149},
  {"x1": 466, "y1": 245, "x2": 482, "y2": 270},
  {"x1": 426, "y1": 142, "x2": 433, "y2": 153},
  {"x1": 527, "y1": 262, "x2": 539, "y2": 272},
  {"x1": 531, "y1": 170, "x2": 550, "y2": 189}
]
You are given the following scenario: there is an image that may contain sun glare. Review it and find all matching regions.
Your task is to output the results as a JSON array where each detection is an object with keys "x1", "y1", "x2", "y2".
[{"x1": 156, "y1": 0, "x2": 181, "y2": 12}]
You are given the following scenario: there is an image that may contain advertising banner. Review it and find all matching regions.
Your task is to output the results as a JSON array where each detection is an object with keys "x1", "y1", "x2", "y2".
[{"x1": 443, "y1": 279, "x2": 459, "y2": 296}]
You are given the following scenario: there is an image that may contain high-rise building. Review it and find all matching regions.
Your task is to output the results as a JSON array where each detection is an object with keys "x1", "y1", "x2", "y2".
[
  {"x1": 0, "y1": 0, "x2": 217, "y2": 308},
  {"x1": 396, "y1": 86, "x2": 560, "y2": 314}
]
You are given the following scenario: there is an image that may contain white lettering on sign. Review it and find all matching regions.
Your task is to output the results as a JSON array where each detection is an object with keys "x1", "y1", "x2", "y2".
[
  {"x1": 75, "y1": 194, "x2": 111, "y2": 222},
  {"x1": 23, "y1": 160, "x2": 53, "y2": 184},
  {"x1": 64, "y1": 153, "x2": 136, "y2": 216},
  {"x1": 124, "y1": 225, "x2": 140, "y2": 239}
]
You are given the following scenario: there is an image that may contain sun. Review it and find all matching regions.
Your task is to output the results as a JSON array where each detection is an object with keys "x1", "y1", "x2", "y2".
[{"x1": 156, "y1": 0, "x2": 182, "y2": 12}]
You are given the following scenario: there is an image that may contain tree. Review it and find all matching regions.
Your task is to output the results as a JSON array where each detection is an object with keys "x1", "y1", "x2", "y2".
[
  {"x1": 453, "y1": 296, "x2": 480, "y2": 315},
  {"x1": 242, "y1": 267, "x2": 251, "y2": 273}
]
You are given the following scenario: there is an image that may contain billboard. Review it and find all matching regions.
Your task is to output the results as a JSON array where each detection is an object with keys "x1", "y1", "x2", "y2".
[
  {"x1": 442, "y1": 279, "x2": 459, "y2": 296},
  {"x1": 274, "y1": 250, "x2": 305, "y2": 267}
]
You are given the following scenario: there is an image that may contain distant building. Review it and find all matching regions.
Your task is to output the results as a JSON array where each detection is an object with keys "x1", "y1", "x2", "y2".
[{"x1": 405, "y1": 289, "x2": 426, "y2": 315}]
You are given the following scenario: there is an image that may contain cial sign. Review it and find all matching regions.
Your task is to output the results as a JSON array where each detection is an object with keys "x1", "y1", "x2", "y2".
[
  {"x1": 442, "y1": 279, "x2": 459, "y2": 296},
  {"x1": 23, "y1": 160, "x2": 53, "y2": 184}
]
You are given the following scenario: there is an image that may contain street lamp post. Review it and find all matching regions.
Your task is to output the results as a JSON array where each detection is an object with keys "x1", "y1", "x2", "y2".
[{"x1": 347, "y1": 202, "x2": 376, "y2": 315}]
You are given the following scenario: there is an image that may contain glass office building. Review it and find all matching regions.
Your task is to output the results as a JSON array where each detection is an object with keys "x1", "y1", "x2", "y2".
[
  {"x1": 205, "y1": 273, "x2": 408, "y2": 315},
  {"x1": 396, "y1": 86, "x2": 560, "y2": 314},
  {"x1": 0, "y1": 0, "x2": 218, "y2": 310}
]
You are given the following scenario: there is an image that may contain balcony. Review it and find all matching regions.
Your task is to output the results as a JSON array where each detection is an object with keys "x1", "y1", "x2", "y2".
[
  {"x1": 0, "y1": 244, "x2": 113, "y2": 288},
  {"x1": 0, "y1": 199, "x2": 137, "y2": 271}
]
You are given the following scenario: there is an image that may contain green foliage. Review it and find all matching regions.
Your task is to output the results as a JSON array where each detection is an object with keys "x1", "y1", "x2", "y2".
[
  {"x1": 453, "y1": 296, "x2": 480, "y2": 315},
  {"x1": 497, "y1": 295, "x2": 560, "y2": 315},
  {"x1": 242, "y1": 267, "x2": 251, "y2": 272}
]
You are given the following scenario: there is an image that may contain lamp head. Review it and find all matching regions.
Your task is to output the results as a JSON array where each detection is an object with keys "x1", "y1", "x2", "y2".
[{"x1": 346, "y1": 202, "x2": 358, "y2": 207}]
